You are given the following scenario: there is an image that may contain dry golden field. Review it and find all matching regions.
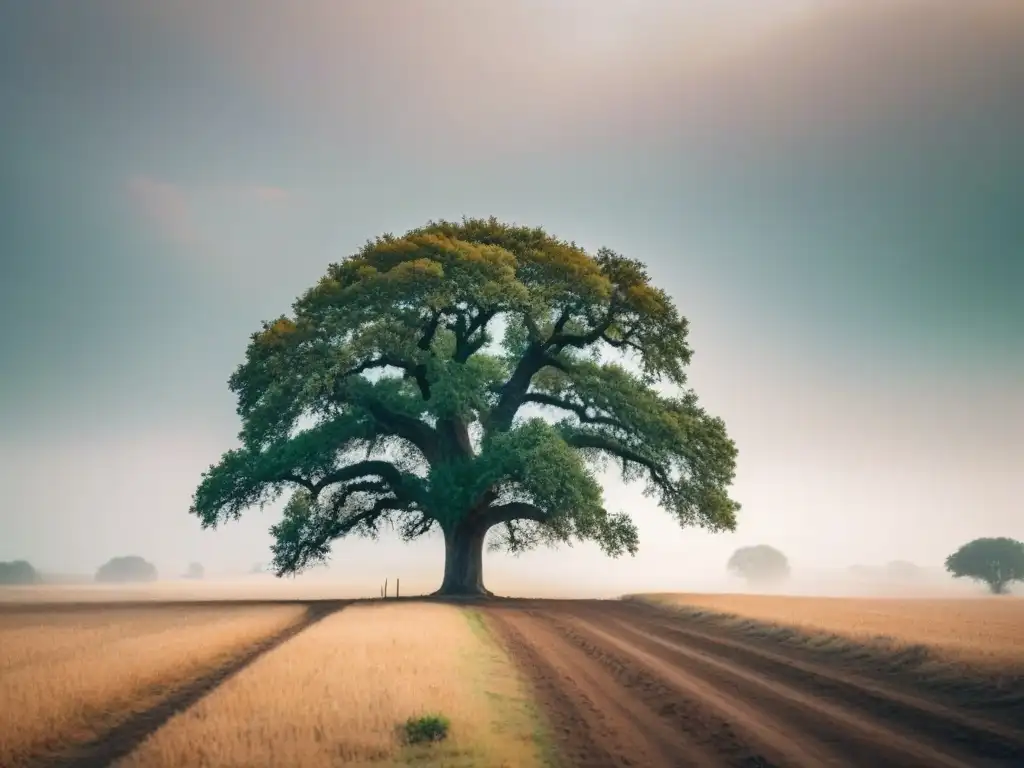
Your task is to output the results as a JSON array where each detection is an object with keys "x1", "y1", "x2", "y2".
[
  {"x1": 1, "y1": 596, "x2": 1023, "y2": 767},
  {"x1": 0, "y1": 608, "x2": 212, "y2": 675},
  {"x1": 0, "y1": 605, "x2": 305, "y2": 766},
  {"x1": 634, "y1": 593, "x2": 1024, "y2": 666},
  {"x1": 117, "y1": 603, "x2": 548, "y2": 768}
]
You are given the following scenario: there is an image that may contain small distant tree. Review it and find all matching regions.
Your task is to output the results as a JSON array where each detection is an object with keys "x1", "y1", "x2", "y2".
[
  {"x1": 728, "y1": 545, "x2": 790, "y2": 586},
  {"x1": 250, "y1": 562, "x2": 264, "y2": 574},
  {"x1": 185, "y1": 562, "x2": 205, "y2": 580},
  {"x1": 0, "y1": 560, "x2": 41, "y2": 585},
  {"x1": 945, "y1": 537, "x2": 1024, "y2": 595},
  {"x1": 848, "y1": 564, "x2": 873, "y2": 579},
  {"x1": 885, "y1": 560, "x2": 921, "y2": 582},
  {"x1": 95, "y1": 556, "x2": 158, "y2": 584}
]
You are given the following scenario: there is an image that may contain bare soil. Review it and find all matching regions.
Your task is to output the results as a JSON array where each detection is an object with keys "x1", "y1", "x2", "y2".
[{"x1": 485, "y1": 599, "x2": 1024, "y2": 767}]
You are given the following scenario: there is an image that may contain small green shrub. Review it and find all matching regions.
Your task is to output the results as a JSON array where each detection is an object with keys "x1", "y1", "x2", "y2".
[{"x1": 403, "y1": 713, "x2": 450, "y2": 744}]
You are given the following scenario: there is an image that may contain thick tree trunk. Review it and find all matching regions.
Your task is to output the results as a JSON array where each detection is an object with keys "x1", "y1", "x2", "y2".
[{"x1": 434, "y1": 521, "x2": 492, "y2": 597}]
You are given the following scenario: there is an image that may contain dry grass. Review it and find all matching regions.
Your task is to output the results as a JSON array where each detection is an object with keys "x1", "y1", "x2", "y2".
[
  {"x1": 119, "y1": 602, "x2": 550, "y2": 768},
  {"x1": 0, "y1": 608, "x2": 268, "y2": 675},
  {"x1": 0, "y1": 582, "x2": 372, "y2": 602},
  {"x1": 634, "y1": 592, "x2": 1024, "y2": 667},
  {"x1": 0, "y1": 605, "x2": 306, "y2": 766}
]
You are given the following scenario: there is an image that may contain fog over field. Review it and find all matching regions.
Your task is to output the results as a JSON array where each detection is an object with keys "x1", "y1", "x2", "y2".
[
  {"x1": 1, "y1": 0, "x2": 1021, "y2": 596},
  {"x1": 0, "y1": 563, "x2": 1004, "y2": 605}
]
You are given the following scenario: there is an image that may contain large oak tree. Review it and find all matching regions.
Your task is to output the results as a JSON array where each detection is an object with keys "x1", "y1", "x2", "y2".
[{"x1": 191, "y1": 218, "x2": 740, "y2": 595}]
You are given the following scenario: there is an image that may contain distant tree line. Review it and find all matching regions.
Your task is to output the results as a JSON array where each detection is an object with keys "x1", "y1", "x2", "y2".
[
  {"x1": 8, "y1": 537, "x2": 1023, "y2": 596},
  {"x1": 775, "y1": 536, "x2": 1023, "y2": 596}
]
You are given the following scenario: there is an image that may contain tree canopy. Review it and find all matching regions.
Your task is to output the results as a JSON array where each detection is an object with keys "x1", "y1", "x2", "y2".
[
  {"x1": 95, "y1": 556, "x2": 158, "y2": 584},
  {"x1": 191, "y1": 217, "x2": 741, "y2": 595},
  {"x1": 727, "y1": 545, "x2": 789, "y2": 586},
  {"x1": 0, "y1": 560, "x2": 41, "y2": 585},
  {"x1": 945, "y1": 537, "x2": 1024, "y2": 595}
]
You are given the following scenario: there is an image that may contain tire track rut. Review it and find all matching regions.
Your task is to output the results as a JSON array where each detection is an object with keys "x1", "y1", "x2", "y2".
[
  {"x1": 487, "y1": 601, "x2": 1024, "y2": 768},
  {"x1": 609, "y1": 601, "x2": 1024, "y2": 758}
]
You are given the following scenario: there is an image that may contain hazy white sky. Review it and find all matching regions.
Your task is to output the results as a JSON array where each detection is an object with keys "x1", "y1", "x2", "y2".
[{"x1": 1, "y1": 0, "x2": 1021, "y2": 594}]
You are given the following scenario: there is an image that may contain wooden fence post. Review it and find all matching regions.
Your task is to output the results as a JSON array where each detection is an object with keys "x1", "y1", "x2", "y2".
[
  {"x1": 397, "y1": 578, "x2": 400, "y2": 599},
  {"x1": 384, "y1": 577, "x2": 388, "y2": 598}
]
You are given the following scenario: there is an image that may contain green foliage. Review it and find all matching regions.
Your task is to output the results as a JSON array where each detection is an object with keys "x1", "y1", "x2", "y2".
[
  {"x1": 403, "y1": 713, "x2": 450, "y2": 744},
  {"x1": 190, "y1": 217, "x2": 741, "y2": 579},
  {"x1": 0, "y1": 560, "x2": 41, "y2": 585},
  {"x1": 945, "y1": 537, "x2": 1024, "y2": 595},
  {"x1": 727, "y1": 545, "x2": 790, "y2": 585}
]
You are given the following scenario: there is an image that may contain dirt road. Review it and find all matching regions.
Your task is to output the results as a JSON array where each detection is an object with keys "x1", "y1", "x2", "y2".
[{"x1": 487, "y1": 600, "x2": 1024, "y2": 768}]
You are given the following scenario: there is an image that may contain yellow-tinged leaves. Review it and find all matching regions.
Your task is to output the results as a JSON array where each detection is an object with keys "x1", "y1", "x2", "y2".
[
  {"x1": 625, "y1": 283, "x2": 664, "y2": 314},
  {"x1": 355, "y1": 265, "x2": 379, "y2": 280},
  {"x1": 389, "y1": 257, "x2": 446, "y2": 281},
  {"x1": 356, "y1": 232, "x2": 516, "y2": 276},
  {"x1": 307, "y1": 276, "x2": 341, "y2": 303},
  {"x1": 256, "y1": 317, "x2": 298, "y2": 348}
]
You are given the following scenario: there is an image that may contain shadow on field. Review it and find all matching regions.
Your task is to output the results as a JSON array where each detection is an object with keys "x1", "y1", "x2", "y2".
[{"x1": 39, "y1": 600, "x2": 349, "y2": 768}]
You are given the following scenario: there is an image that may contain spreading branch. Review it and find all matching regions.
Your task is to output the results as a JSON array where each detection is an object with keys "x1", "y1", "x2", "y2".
[
  {"x1": 522, "y1": 392, "x2": 627, "y2": 431},
  {"x1": 281, "y1": 459, "x2": 419, "y2": 501},
  {"x1": 362, "y1": 400, "x2": 442, "y2": 465},
  {"x1": 563, "y1": 430, "x2": 672, "y2": 487},
  {"x1": 339, "y1": 355, "x2": 431, "y2": 400},
  {"x1": 483, "y1": 501, "x2": 549, "y2": 528},
  {"x1": 487, "y1": 347, "x2": 573, "y2": 434},
  {"x1": 270, "y1": 487, "x2": 413, "y2": 574},
  {"x1": 547, "y1": 307, "x2": 617, "y2": 350}
]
